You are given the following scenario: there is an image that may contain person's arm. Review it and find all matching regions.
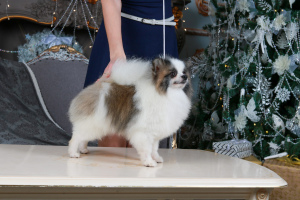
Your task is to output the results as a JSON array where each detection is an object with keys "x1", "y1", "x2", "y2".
[
  {"x1": 101, "y1": 0, "x2": 126, "y2": 79},
  {"x1": 98, "y1": 0, "x2": 128, "y2": 147}
]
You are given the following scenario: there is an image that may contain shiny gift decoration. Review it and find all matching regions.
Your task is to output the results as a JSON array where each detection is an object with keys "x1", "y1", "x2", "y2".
[
  {"x1": 18, "y1": 29, "x2": 83, "y2": 63},
  {"x1": 41, "y1": 34, "x2": 73, "y2": 48},
  {"x1": 213, "y1": 139, "x2": 252, "y2": 158}
]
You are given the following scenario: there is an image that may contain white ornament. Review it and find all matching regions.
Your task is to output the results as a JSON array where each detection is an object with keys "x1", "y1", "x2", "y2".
[
  {"x1": 222, "y1": 56, "x2": 231, "y2": 64},
  {"x1": 240, "y1": 88, "x2": 245, "y2": 98},
  {"x1": 234, "y1": 112, "x2": 247, "y2": 132},
  {"x1": 276, "y1": 33, "x2": 289, "y2": 49},
  {"x1": 269, "y1": 142, "x2": 279, "y2": 149},
  {"x1": 261, "y1": 53, "x2": 268, "y2": 64},
  {"x1": 286, "y1": 22, "x2": 299, "y2": 41},
  {"x1": 289, "y1": 0, "x2": 295, "y2": 8},
  {"x1": 244, "y1": 98, "x2": 261, "y2": 122},
  {"x1": 268, "y1": 141, "x2": 280, "y2": 155},
  {"x1": 238, "y1": 0, "x2": 250, "y2": 14},
  {"x1": 276, "y1": 88, "x2": 290, "y2": 102},
  {"x1": 252, "y1": 29, "x2": 264, "y2": 44},
  {"x1": 272, "y1": 114, "x2": 285, "y2": 133},
  {"x1": 265, "y1": 32, "x2": 273, "y2": 47},
  {"x1": 273, "y1": 55, "x2": 291, "y2": 75},
  {"x1": 256, "y1": 16, "x2": 271, "y2": 31},
  {"x1": 257, "y1": 0, "x2": 272, "y2": 12},
  {"x1": 273, "y1": 14, "x2": 286, "y2": 31}
]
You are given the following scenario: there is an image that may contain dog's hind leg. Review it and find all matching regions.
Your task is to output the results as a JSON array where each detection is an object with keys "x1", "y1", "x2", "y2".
[
  {"x1": 79, "y1": 141, "x2": 89, "y2": 154},
  {"x1": 130, "y1": 134, "x2": 157, "y2": 167},
  {"x1": 68, "y1": 132, "x2": 82, "y2": 158},
  {"x1": 151, "y1": 140, "x2": 163, "y2": 163}
]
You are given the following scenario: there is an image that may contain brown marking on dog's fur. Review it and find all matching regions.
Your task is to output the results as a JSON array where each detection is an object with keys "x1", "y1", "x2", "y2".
[
  {"x1": 105, "y1": 83, "x2": 138, "y2": 132},
  {"x1": 152, "y1": 58, "x2": 172, "y2": 94},
  {"x1": 69, "y1": 82, "x2": 102, "y2": 123}
]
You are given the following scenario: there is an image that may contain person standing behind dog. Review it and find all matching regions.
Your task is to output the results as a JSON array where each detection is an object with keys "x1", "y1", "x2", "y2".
[{"x1": 84, "y1": 0, "x2": 178, "y2": 147}]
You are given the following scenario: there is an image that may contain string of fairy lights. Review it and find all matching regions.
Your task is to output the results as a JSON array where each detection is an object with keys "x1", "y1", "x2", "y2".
[
  {"x1": 0, "y1": 0, "x2": 100, "y2": 54},
  {"x1": 1, "y1": 0, "x2": 189, "y2": 55},
  {"x1": 203, "y1": 0, "x2": 300, "y2": 153}
]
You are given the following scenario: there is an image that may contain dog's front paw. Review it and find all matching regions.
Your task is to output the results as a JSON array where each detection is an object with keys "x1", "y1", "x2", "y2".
[
  {"x1": 80, "y1": 148, "x2": 89, "y2": 154},
  {"x1": 143, "y1": 159, "x2": 158, "y2": 167},
  {"x1": 152, "y1": 152, "x2": 164, "y2": 163},
  {"x1": 69, "y1": 152, "x2": 80, "y2": 158},
  {"x1": 153, "y1": 155, "x2": 164, "y2": 163}
]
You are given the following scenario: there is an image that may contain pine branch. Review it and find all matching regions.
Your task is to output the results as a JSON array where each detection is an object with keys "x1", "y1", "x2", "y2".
[
  {"x1": 257, "y1": 0, "x2": 272, "y2": 13},
  {"x1": 276, "y1": 33, "x2": 289, "y2": 49}
]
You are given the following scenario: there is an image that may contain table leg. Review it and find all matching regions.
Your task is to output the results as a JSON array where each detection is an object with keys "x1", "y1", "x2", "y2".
[{"x1": 249, "y1": 188, "x2": 272, "y2": 200}]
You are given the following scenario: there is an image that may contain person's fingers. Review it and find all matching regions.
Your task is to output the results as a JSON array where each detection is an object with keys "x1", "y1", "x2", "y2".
[
  {"x1": 98, "y1": 75, "x2": 110, "y2": 83},
  {"x1": 103, "y1": 61, "x2": 115, "y2": 78}
]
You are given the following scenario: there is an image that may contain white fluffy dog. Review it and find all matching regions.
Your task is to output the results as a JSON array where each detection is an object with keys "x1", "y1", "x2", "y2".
[{"x1": 68, "y1": 57, "x2": 192, "y2": 167}]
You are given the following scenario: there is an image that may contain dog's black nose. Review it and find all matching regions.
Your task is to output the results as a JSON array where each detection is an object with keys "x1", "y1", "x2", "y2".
[{"x1": 181, "y1": 75, "x2": 187, "y2": 80}]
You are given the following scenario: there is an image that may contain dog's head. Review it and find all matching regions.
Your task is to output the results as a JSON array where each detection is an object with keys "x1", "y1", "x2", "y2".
[{"x1": 152, "y1": 57, "x2": 192, "y2": 97}]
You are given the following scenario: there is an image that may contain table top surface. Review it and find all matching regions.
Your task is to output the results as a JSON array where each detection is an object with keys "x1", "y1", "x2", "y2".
[{"x1": 0, "y1": 144, "x2": 287, "y2": 188}]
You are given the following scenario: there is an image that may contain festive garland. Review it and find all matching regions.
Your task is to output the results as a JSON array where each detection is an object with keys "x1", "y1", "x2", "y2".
[
  {"x1": 187, "y1": 0, "x2": 300, "y2": 160},
  {"x1": 18, "y1": 29, "x2": 83, "y2": 63}
]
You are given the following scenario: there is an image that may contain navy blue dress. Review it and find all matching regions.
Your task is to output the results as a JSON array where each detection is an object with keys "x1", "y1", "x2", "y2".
[{"x1": 84, "y1": 0, "x2": 178, "y2": 87}]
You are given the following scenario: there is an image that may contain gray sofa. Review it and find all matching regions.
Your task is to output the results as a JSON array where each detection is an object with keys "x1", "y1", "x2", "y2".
[
  {"x1": 0, "y1": 58, "x2": 71, "y2": 145},
  {"x1": 0, "y1": 46, "x2": 90, "y2": 145},
  {"x1": 0, "y1": 52, "x2": 169, "y2": 147},
  {"x1": 25, "y1": 57, "x2": 89, "y2": 135}
]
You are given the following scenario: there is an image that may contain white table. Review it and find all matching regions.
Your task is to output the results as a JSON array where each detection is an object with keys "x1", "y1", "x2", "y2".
[{"x1": 0, "y1": 144, "x2": 286, "y2": 200}]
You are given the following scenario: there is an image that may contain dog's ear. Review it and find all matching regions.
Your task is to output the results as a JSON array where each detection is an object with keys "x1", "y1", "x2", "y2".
[
  {"x1": 152, "y1": 58, "x2": 164, "y2": 74},
  {"x1": 184, "y1": 60, "x2": 193, "y2": 75}
]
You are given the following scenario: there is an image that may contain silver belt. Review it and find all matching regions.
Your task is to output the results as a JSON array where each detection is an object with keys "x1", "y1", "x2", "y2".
[{"x1": 121, "y1": 12, "x2": 176, "y2": 26}]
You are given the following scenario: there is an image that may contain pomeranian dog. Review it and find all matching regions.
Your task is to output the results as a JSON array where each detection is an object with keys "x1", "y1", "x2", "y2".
[{"x1": 68, "y1": 57, "x2": 192, "y2": 167}]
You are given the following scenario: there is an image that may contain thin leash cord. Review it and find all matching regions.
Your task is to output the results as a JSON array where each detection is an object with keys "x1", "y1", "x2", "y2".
[{"x1": 163, "y1": 0, "x2": 165, "y2": 59}]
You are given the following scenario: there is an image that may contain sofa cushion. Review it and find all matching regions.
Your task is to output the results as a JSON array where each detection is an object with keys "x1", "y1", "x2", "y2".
[
  {"x1": 26, "y1": 58, "x2": 88, "y2": 135},
  {"x1": 0, "y1": 58, "x2": 70, "y2": 145}
]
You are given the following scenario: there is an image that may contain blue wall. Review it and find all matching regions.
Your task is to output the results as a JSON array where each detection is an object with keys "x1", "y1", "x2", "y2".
[{"x1": 179, "y1": 0, "x2": 215, "y2": 59}]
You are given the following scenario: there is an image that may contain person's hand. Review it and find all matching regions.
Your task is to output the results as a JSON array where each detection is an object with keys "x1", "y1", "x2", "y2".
[{"x1": 98, "y1": 53, "x2": 126, "y2": 82}]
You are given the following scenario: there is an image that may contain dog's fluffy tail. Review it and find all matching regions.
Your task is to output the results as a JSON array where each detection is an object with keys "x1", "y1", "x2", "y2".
[{"x1": 110, "y1": 59, "x2": 150, "y2": 85}]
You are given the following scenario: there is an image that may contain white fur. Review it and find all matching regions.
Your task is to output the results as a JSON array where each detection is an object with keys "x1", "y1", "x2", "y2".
[
  {"x1": 68, "y1": 58, "x2": 191, "y2": 167},
  {"x1": 110, "y1": 59, "x2": 150, "y2": 85}
]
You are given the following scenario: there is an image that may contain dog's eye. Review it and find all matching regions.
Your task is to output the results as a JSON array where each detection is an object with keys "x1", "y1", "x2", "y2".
[
  {"x1": 170, "y1": 71, "x2": 177, "y2": 78},
  {"x1": 183, "y1": 71, "x2": 186, "y2": 74}
]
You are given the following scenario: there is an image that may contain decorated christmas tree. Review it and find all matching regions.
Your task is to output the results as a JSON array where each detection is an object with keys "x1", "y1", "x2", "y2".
[{"x1": 185, "y1": 0, "x2": 300, "y2": 160}]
